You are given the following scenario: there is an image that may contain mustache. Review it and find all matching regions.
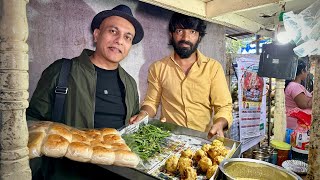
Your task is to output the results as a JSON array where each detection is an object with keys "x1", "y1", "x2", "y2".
[{"x1": 178, "y1": 40, "x2": 193, "y2": 46}]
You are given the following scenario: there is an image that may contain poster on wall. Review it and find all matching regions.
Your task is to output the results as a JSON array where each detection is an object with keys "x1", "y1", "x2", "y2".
[{"x1": 236, "y1": 57, "x2": 267, "y2": 151}]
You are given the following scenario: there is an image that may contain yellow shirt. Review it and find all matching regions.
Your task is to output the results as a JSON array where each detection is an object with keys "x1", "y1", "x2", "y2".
[{"x1": 142, "y1": 50, "x2": 233, "y2": 132}]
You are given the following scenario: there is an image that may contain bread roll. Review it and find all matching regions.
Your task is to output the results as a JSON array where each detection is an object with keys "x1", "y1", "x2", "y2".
[
  {"x1": 28, "y1": 132, "x2": 46, "y2": 159},
  {"x1": 28, "y1": 121, "x2": 52, "y2": 133},
  {"x1": 90, "y1": 146, "x2": 115, "y2": 165},
  {"x1": 48, "y1": 124, "x2": 72, "y2": 142},
  {"x1": 71, "y1": 133, "x2": 90, "y2": 145},
  {"x1": 90, "y1": 140, "x2": 112, "y2": 149},
  {"x1": 103, "y1": 134, "x2": 124, "y2": 144},
  {"x1": 111, "y1": 143, "x2": 131, "y2": 151},
  {"x1": 70, "y1": 128, "x2": 87, "y2": 137},
  {"x1": 85, "y1": 129, "x2": 102, "y2": 141},
  {"x1": 113, "y1": 150, "x2": 140, "y2": 168},
  {"x1": 41, "y1": 134, "x2": 69, "y2": 158},
  {"x1": 65, "y1": 142, "x2": 93, "y2": 162},
  {"x1": 100, "y1": 128, "x2": 119, "y2": 136}
]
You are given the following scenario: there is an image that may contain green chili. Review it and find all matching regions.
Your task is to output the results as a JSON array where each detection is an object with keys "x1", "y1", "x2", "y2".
[{"x1": 122, "y1": 124, "x2": 170, "y2": 160}]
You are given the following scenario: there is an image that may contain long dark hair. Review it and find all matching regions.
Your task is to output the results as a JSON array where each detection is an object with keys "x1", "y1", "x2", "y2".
[
  {"x1": 168, "y1": 13, "x2": 207, "y2": 39},
  {"x1": 284, "y1": 59, "x2": 307, "y2": 90}
]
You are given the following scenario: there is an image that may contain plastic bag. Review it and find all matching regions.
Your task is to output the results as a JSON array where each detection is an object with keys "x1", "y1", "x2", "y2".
[
  {"x1": 283, "y1": 0, "x2": 320, "y2": 57},
  {"x1": 289, "y1": 111, "x2": 311, "y2": 151}
]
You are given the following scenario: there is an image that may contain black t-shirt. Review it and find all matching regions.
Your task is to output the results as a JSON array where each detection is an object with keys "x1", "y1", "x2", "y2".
[{"x1": 94, "y1": 65, "x2": 126, "y2": 129}]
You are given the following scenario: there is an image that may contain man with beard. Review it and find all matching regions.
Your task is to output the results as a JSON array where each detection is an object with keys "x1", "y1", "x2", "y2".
[{"x1": 130, "y1": 13, "x2": 232, "y2": 138}]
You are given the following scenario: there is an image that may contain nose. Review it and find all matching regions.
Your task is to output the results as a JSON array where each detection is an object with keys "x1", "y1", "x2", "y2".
[
  {"x1": 181, "y1": 30, "x2": 189, "y2": 40},
  {"x1": 115, "y1": 34, "x2": 124, "y2": 45}
]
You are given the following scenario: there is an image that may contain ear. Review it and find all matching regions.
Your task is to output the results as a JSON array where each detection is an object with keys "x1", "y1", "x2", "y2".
[{"x1": 93, "y1": 29, "x2": 100, "y2": 43}]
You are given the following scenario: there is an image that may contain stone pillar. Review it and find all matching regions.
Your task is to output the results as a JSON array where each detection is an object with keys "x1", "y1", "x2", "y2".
[
  {"x1": 273, "y1": 79, "x2": 286, "y2": 141},
  {"x1": 0, "y1": 0, "x2": 31, "y2": 179},
  {"x1": 307, "y1": 55, "x2": 320, "y2": 180}
]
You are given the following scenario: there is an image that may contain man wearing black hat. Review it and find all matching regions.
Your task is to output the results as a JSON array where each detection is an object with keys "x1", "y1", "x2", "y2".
[{"x1": 27, "y1": 5, "x2": 143, "y2": 179}]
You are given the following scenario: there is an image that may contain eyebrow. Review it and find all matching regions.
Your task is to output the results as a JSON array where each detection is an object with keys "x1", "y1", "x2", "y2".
[{"x1": 108, "y1": 25, "x2": 134, "y2": 37}]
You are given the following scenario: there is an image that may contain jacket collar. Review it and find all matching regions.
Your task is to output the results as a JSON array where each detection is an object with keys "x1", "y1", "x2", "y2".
[{"x1": 76, "y1": 49, "x2": 96, "y2": 74}]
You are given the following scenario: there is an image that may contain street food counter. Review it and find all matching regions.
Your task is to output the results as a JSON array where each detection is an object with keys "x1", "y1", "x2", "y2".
[{"x1": 103, "y1": 119, "x2": 241, "y2": 180}]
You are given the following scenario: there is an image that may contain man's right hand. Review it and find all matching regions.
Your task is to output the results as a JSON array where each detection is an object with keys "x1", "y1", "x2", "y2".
[{"x1": 129, "y1": 111, "x2": 148, "y2": 124}]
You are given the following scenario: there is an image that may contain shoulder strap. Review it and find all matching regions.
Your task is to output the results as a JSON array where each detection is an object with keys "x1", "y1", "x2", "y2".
[{"x1": 52, "y1": 58, "x2": 72, "y2": 123}]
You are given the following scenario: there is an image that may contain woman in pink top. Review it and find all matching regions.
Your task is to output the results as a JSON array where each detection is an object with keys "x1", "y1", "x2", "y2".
[{"x1": 285, "y1": 60, "x2": 312, "y2": 130}]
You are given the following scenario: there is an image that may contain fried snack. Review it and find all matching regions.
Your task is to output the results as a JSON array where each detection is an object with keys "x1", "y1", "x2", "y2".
[
  {"x1": 177, "y1": 157, "x2": 193, "y2": 175},
  {"x1": 211, "y1": 139, "x2": 223, "y2": 147},
  {"x1": 193, "y1": 149, "x2": 207, "y2": 162},
  {"x1": 181, "y1": 166, "x2": 197, "y2": 180},
  {"x1": 206, "y1": 165, "x2": 218, "y2": 179},
  {"x1": 28, "y1": 121, "x2": 52, "y2": 133},
  {"x1": 28, "y1": 132, "x2": 46, "y2": 159},
  {"x1": 41, "y1": 134, "x2": 69, "y2": 158},
  {"x1": 65, "y1": 142, "x2": 93, "y2": 162},
  {"x1": 220, "y1": 148, "x2": 230, "y2": 156},
  {"x1": 48, "y1": 124, "x2": 72, "y2": 142},
  {"x1": 198, "y1": 156, "x2": 213, "y2": 173},
  {"x1": 181, "y1": 148, "x2": 193, "y2": 159},
  {"x1": 165, "y1": 156, "x2": 179, "y2": 174},
  {"x1": 213, "y1": 155, "x2": 225, "y2": 165},
  {"x1": 90, "y1": 146, "x2": 115, "y2": 165},
  {"x1": 201, "y1": 144, "x2": 212, "y2": 152},
  {"x1": 207, "y1": 147, "x2": 221, "y2": 160},
  {"x1": 103, "y1": 134, "x2": 125, "y2": 144},
  {"x1": 113, "y1": 150, "x2": 140, "y2": 168},
  {"x1": 100, "y1": 128, "x2": 119, "y2": 136}
]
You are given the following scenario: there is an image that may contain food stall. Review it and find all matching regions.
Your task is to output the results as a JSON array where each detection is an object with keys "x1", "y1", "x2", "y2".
[{"x1": 1, "y1": 0, "x2": 320, "y2": 179}]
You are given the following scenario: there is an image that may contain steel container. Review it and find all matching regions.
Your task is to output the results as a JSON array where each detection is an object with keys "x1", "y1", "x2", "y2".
[{"x1": 219, "y1": 158, "x2": 302, "y2": 180}]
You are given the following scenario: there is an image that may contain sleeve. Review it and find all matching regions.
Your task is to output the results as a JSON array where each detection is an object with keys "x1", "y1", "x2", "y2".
[
  {"x1": 26, "y1": 61, "x2": 62, "y2": 121},
  {"x1": 141, "y1": 63, "x2": 162, "y2": 114},
  {"x1": 287, "y1": 83, "x2": 306, "y2": 99},
  {"x1": 132, "y1": 80, "x2": 140, "y2": 116},
  {"x1": 209, "y1": 62, "x2": 233, "y2": 128}
]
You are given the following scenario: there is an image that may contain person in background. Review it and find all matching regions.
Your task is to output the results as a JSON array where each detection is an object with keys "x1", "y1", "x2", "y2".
[
  {"x1": 27, "y1": 5, "x2": 143, "y2": 179},
  {"x1": 284, "y1": 59, "x2": 312, "y2": 144},
  {"x1": 130, "y1": 12, "x2": 233, "y2": 139},
  {"x1": 285, "y1": 59, "x2": 312, "y2": 130}
]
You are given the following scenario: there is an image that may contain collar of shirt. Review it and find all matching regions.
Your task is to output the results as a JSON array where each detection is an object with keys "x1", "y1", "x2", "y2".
[{"x1": 169, "y1": 49, "x2": 209, "y2": 67}]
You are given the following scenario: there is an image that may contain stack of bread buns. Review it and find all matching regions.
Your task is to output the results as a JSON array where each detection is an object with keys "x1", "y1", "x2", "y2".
[{"x1": 27, "y1": 121, "x2": 139, "y2": 168}]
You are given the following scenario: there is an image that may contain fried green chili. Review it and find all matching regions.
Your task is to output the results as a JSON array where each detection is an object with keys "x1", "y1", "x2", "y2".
[{"x1": 123, "y1": 124, "x2": 170, "y2": 160}]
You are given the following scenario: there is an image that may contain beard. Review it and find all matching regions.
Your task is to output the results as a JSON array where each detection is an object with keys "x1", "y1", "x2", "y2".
[{"x1": 172, "y1": 38, "x2": 200, "y2": 59}]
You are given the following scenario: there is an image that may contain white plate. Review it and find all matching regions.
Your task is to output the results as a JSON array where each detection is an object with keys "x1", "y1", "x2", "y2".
[{"x1": 282, "y1": 160, "x2": 308, "y2": 175}]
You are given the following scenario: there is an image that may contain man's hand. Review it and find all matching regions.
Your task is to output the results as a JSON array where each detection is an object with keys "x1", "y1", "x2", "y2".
[
  {"x1": 129, "y1": 110, "x2": 148, "y2": 124},
  {"x1": 207, "y1": 117, "x2": 228, "y2": 139}
]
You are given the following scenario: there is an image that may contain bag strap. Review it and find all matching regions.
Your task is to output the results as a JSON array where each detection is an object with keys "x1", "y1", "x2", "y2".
[{"x1": 52, "y1": 58, "x2": 72, "y2": 123}]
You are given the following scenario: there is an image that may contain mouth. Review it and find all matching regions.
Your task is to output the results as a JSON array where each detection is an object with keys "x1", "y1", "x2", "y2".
[
  {"x1": 179, "y1": 43, "x2": 191, "y2": 47},
  {"x1": 108, "y1": 47, "x2": 122, "y2": 54},
  {"x1": 178, "y1": 41, "x2": 193, "y2": 48}
]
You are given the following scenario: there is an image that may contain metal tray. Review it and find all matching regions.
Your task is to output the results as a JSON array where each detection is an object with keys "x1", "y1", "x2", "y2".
[{"x1": 101, "y1": 119, "x2": 241, "y2": 180}]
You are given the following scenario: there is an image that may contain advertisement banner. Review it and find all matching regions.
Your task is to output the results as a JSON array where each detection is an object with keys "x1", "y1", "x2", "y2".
[{"x1": 237, "y1": 57, "x2": 267, "y2": 142}]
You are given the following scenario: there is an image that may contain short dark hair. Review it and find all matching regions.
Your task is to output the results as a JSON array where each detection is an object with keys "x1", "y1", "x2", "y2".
[{"x1": 169, "y1": 13, "x2": 207, "y2": 38}]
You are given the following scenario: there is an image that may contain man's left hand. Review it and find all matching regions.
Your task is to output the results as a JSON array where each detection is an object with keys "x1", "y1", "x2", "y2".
[{"x1": 207, "y1": 117, "x2": 228, "y2": 139}]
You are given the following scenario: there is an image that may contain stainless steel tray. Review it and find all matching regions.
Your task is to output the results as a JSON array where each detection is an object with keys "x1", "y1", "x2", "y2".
[{"x1": 101, "y1": 119, "x2": 242, "y2": 180}]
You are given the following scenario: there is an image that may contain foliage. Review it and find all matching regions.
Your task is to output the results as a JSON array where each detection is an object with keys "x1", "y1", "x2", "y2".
[{"x1": 226, "y1": 38, "x2": 246, "y2": 54}]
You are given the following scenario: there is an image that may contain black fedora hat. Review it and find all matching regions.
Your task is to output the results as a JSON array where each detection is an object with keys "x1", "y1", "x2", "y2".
[{"x1": 91, "y1": 5, "x2": 144, "y2": 44}]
